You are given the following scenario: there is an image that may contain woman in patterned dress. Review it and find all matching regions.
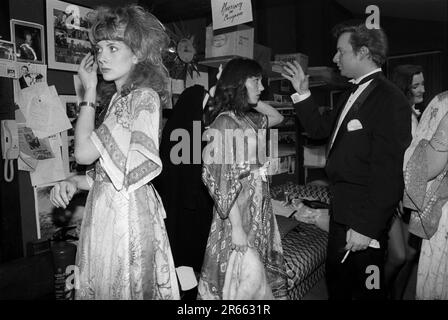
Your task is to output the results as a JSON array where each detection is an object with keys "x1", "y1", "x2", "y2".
[
  {"x1": 49, "y1": 5, "x2": 179, "y2": 300},
  {"x1": 403, "y1": 91, "x2": 448, "y2": 300},
  {"x1": 198, "y1": 58, "x2": 287, "y2": 300}
]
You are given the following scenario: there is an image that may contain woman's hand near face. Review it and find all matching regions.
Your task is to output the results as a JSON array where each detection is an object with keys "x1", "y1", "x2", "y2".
[{"x1": 78, "y1": 52, "x2": 98, "y2": 91}]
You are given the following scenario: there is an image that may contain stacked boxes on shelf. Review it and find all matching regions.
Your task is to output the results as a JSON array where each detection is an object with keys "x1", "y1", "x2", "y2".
[{"x1": 205, "y1": 24, "x2": 254, "y2": 59}]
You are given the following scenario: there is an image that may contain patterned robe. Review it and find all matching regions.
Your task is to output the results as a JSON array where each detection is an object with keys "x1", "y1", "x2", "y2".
[
  {"x1": 75, "y1": 88, "x2": 179, "y2": 300},
  {"x1": 403, "y1": 91, "x2": 448, "y2": 300},
  {"x1": 198, "y1": 111, "x2": 288, "y2": 300}
]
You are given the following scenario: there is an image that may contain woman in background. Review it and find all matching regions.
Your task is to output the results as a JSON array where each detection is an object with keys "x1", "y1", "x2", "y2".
[
  {"x1": 49, "y1": 5, "x2": 179, "y2": 300},
  {"x1": 392, "y1": 65, "x2": 425, "y2": 137},
  {"x1": 199, "y1": 57, "x2": 287, "y2": 300},
  {"x1": 385, "y1": 64, "x2": 425, "y2": 299}
]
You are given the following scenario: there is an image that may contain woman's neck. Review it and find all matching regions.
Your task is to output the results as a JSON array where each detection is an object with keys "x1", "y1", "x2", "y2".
[{"x1": 115, "y1": 84, "x2": 122, "y2": 95}]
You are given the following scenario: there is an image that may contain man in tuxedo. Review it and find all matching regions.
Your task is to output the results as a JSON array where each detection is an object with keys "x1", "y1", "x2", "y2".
[{"x1": 282, "y1": 22, "x2": 411, "y2": 299}]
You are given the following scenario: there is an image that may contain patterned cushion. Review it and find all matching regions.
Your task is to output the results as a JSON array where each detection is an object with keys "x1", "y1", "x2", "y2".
[
  {"x1": 271, "y1": 183, "x2": 329, "y2": 299},
  {"x1": 271, "y1": 181, "x2": 330, "y2": 204},
  {"x1": 282, "y1": 223, "x2": 328, "y2": 299}
]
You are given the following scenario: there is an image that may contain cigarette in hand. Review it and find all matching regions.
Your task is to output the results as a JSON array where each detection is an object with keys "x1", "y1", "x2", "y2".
[{"x1": 341, "y1": 250, "x2": 350, "y2": 263}]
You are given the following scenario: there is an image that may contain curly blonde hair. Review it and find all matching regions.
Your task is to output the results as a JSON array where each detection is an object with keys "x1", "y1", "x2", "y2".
[{"x1": 88, "y1": 4, "x2": 170, "y2": 105}]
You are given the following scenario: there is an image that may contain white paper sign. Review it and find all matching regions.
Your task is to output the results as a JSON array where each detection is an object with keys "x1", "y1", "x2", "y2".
[
  {"x1": 18, "y1": 83, "x2": 72, "y2": 138},
  {"x1": 211, "y1": 0, "x2": 253, "y2": 30},
  {"x1": 30, "y1": 133, "x2": 66, "y2": 186}
]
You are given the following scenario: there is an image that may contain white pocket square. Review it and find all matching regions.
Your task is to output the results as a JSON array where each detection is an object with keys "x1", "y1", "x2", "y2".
[{"x1": 347, "y1": 119, "x2": 363, "y2": 131}]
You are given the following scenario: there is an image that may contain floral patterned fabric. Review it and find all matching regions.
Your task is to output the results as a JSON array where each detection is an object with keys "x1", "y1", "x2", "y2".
[
  {"x1": 198, "y1": 111, "x2": 288, "y2": 300},
  {"x1": 75, "y1": 88, "x2": 179, "y2": 300},
  {"x1": 403, "y1": 91, "x2": 448, "y2": 300}
]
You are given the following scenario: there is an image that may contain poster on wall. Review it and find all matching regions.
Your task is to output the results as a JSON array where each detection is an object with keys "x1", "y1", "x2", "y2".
[
  {"x1": 12, "y1": 63, "x2": 48, "y2": 115},
  {"x1": 10, "y1": 19, "x2": 46, "y2": 64},
  {"x1": 46, "y1": 0, "x2": 93, "y2": 71},
  {"x1": 34, "y1": 183, "x2": 87, "y2": 243},
  {"x1": 211, "y1": 0, "x2": 253, "y2": 30}
]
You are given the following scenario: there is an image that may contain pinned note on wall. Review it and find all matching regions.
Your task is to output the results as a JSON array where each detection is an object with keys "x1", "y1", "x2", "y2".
[{"x1": 211, "y1": 0, "x2": 253, "y2": 30}]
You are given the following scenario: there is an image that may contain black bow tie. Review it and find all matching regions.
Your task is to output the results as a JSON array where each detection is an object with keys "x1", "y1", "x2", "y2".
[{"x1": 348, "y1": 71, "x2": 382, "y2": 94}]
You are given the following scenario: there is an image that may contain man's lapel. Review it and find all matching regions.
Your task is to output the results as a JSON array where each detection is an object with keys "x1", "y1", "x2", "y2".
[
  {"x1": 326, "y1": 90, "x2": 352, "y2": 157},
  {"x1": 326, "y1": 76, "x2": 381, "y2": 158},
  {"x1": 328, "y1": 106, "x2": 358, "y2": 157}
]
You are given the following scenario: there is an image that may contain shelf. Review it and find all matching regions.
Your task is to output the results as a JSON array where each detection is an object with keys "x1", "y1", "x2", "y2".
[
  {"x1": 198, "y1": 55, "x2": 242, "y2": 68},
  {"x1": 262, "y1": 100, "x2": 293, "y2": 109},
  {"x1": 199, "y1": 57, "x2": 348, "y2": 90},
  {"x1": 267, "y1": 73, "x2": 328, "y2": 87},
  {"x1": 277, "y1": 144, "x2": 296, "y2": 157}
]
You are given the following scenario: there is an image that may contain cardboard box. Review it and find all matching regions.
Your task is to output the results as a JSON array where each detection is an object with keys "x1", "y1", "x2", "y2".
[
  {"x1": 307, "y1": 66, "x2": 334, "y2": 82},
  {"x1": 205, "y1": 24, "x2": 254, "y2": 59},
  {"x1": 274, "y1": 53, "x2": 309, "y2": 73},
  {"x1": 254, "y1": 43, "x2": 272, "y2": 73},
  {"x1": 270, "y1": 61, "x2": 285, "y2": 74}
]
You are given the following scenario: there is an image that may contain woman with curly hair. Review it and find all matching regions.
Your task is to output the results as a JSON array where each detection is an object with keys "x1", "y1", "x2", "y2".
[
  {"x1": 49, "y1": 5, "x2": 179, "y2": 300},
  {"x1": 199, "y1": 57, "x2": 287, "y2": 300}
]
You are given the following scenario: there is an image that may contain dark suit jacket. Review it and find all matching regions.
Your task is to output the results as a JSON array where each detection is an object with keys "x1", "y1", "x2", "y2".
[
  {"x1": 294, "y1": 73, "x2": 412, "y2": 239},
  {"x1": 152, "y1": 85, "x2": 213, "y2": 271}
]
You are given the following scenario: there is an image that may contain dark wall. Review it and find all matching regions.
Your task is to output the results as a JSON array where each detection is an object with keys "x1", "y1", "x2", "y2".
[
  {"x1": 1, "y1": 0, "x2": 23, "y2": 263},
  {"x1": 254, "y1": 0, "x2": 447, "y2": 101},
  {"x1": 254, "y1": 0, "x2": 447, "y2": 69}
]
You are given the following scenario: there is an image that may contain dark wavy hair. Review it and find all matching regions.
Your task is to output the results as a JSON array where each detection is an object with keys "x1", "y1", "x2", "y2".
[
  {"x1": 332, "y1": 20, "x2": 388, "y2": 67},
  {"x1": 88, "y1": 5, "x2": 170, "y2": 105},
  {"x1": 391, "y1": 64, "x2": 423, "y2": 102},
  {"x1": 209, "y1": 58, "x2": 262, "y2": 123}
]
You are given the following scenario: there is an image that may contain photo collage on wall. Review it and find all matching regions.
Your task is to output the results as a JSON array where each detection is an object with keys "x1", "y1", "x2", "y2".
[
  {"x1": 46, "y1": 0, "x2": 93, "y2": 71},
  {"x1": 60, "y1": 95, "x2": 88, "y2": 175}
]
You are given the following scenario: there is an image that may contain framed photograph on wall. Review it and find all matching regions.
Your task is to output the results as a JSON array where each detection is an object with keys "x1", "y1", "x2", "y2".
[
  {"x1": 0, "y1": 39, "x2": 16, "y2": 62},
  {"x1": 46, "y1": 0, "x2": 93, "y2": 71},
  {"x1": 10, "y1": 19, "x2": 45, "y2": 64},
  {"x1": 0, "y1": 39, "x2": 17, "y2": 78}
]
